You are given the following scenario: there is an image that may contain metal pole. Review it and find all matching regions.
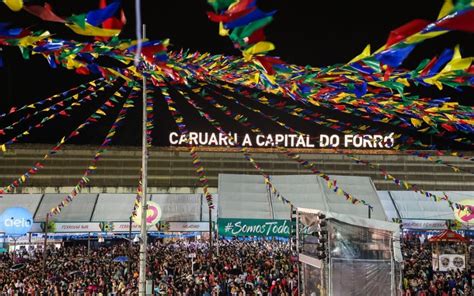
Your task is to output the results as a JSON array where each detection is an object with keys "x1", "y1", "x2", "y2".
[
  {"x1": 296, "y1": 209, "x2": 301, "y2": 296},
  {"x1": 290, "y1": 205, "x2": 294, "y2": 252},
  {"x1": 129, "y1": 215, "x2": 133, "y2": 246},
  {"x1": 208, "y1": 207, "x2": 213, "y2": 257},
  {"x1": 87, "y1": 232, "x2": 91, "y2": 256},
  {"x1": 128, "y1": 215, "x2": 132, "y2": 276},
  {"x1": 43, "y1": 214, "x2": 49, "y2": 279},
  {"x1": 138, "y1": 23, "x2": 148, "y2": 296},
  {"x1": 368, "y1": 205, "x2": 372, "y2": 219}
]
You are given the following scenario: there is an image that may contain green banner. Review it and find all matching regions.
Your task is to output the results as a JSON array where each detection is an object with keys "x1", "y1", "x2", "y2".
[{"x1": 218, "y1": 218, "x2": 290, "y2": 237}]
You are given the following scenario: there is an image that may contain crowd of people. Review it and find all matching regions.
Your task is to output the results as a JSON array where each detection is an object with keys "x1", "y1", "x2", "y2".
[
  {"x1": 401, "y1": 234, "x2": 472, "y2": 296},
  {"x1": 0, "y1": 234, "x2": 471, "y2": 295},
  {"x1": 0, "y1": 239, "x2": 298, "y2": 295}
]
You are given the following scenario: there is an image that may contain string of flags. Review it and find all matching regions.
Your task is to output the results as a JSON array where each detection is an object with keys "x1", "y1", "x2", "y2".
[
  {"x1": 212, "y1": 84, "x2": 472, "y2": 174},
  {"x1": 131, "y1": 85, "x2": 155, "y2": 219},
  {"x1": 0, "y1": 82, "x2": 119, "y2": 194},
  {"x1": 175, "y1": 85, "x2": 328, "y2": 209},
  {"x1": 49, "y1": 86, "x2": 135, "y2": 216},
  {"x1": 0, "y1": 0, "x2": 470, "y2": 216},
  {"x1": 161, "y1": 85, "x2": 215, "y2": 209},
  {"x1": 195, "y1": 84, "x2": 471, "y2": 212},
  {"x1": 185, "y1": 83, "x2": 373, "y2": 207}
]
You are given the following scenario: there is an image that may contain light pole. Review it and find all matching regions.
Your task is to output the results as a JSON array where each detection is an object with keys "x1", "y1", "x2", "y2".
[
  {"x1": 43, "y1": 214, "x2": 49, "y2": 280},
  {"x1": 138, "y1": 27, "x2": 148, "y2": 296}
]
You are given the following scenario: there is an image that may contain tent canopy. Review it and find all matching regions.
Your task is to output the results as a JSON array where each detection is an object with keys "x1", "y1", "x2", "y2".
[
  {"x1": 218, "y1": 174, "x2": 387, "y2": 221},
  {"x1": 428, "y1": 229, "x2": 469, "y2": 243}
]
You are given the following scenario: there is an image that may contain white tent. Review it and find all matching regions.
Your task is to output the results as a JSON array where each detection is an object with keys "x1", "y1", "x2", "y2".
[
  {"x1": 377, "y1": 191, "x2": 474, "y2": 229},
  {"x1": 218, "y1": 174, "x2": 387, "y2": 221}
]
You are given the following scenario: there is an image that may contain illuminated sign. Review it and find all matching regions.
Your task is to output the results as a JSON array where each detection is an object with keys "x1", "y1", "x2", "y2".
[
  {"x1": 133, "y1": 201, "x2": 162, "y2": 227},
  {"x1": 169, "y1": 132, "x2": 394, "y2": 149},
  {"x1": 453, "y1": 199, "x2": 474, "y2": 224},
  {"x1": 0, "y1": 207, "x2": 33, "y2": 236}
]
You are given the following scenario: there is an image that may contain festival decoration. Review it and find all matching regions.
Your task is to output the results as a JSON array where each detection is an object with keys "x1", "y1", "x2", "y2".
[
  {"x1": 0, "y1": 82, "x2": 117, "y2": 193},
  {"x1": 161, "y1": 86, "x2": 215, "y2": 209},
  {"x1": 48, "y1": 86, "x2": 135, "y2": 216},
  {"x1": 453, "y1": 200, "x2": 474, "y2": 224},
  {"x1": 0, "y1": 0, "x2": 471, "y2": 215},
  {"x1": 178, "y1": 84, "x2": 373, "y2": 207}
]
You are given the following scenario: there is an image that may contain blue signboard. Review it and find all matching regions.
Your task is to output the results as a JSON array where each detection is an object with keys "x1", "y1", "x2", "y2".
[{"x1": 0, "y1": 207, "x2": 33, "y2": 236}]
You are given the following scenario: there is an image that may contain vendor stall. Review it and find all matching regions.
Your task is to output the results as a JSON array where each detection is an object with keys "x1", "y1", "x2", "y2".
[{"x1": 429, "y1": 229, "x2": 469, "y2": 272}]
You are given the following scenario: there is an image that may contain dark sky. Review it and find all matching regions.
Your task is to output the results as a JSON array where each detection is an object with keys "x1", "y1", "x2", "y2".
[{"x1": 0, "y1": 1, "x2": 472, "y2": 148}]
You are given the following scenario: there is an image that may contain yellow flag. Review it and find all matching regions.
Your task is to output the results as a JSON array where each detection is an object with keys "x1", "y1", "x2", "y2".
[
  {"x1": 107, "y1": 68, "x2": 132, "y2": 82},
  {"x1": 219, "y1": 22, "x2": 229, "y2": 36},
  {"x1": 440, "y1": 45, "x2": 473, "y2": 73},
  {"x1": 18, "y1": 31, "x2": 50, "y2": 47},
  {"x1": 405, "y1": 30, "x2": 447, "y2": 44},
  {"x1": 422, "y1": 115, "x2": 433, "y2": 126},
  {"x1": 410, "y1": 118, "x2": 422, "y2": 128},
  {"x1": 66, "y1": 23, "x2": 120, "y2": 37},
  {"x1": 1, "y1": 144, "x2": 6, "y2": 152},
  {"x1": 242, "y1": 41, "x2": 275, "y2": 61},
  {"x1": 437, "y1": 0, "x2": 453, "y2": 19},
  {"x1": 348, "y1": 44, "x2": 371, "y2": 64},
  {"x1": 3, "y1": 0, "x2": 23, "y2": 11},
  {"x1": 96, "y1": 109, "x2": 106, "y2": 116}
]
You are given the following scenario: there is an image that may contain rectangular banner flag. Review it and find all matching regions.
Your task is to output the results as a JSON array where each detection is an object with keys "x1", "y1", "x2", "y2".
[{"x1": 218, "y1": 218, "x2": 291, "y2": 237}]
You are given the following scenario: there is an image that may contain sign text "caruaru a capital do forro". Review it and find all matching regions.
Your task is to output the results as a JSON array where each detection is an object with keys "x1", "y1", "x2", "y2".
[{"x1": 169, "y1": 132, "x2": 395, "y2": 149}]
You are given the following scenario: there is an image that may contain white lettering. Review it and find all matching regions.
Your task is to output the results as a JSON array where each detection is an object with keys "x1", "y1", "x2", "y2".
[
  {"x1": 218, "y1": 133, "x2": 228, "y2": 146},
  {"x1": 320, "y1": 134, "x2": 329, "y2": 147},
  {"x1": 169, "y1": 132, "x2": 179, "y2": 145},
  {"x1": 256, "y1": 135, "x2": 265, "y2": 146},
  {"x1": 296, "y1": 135, "x2": 305, "y2": 147},
  {"x1": 275, "y1": 134, "x2": 284, "y2": 145},
  {"x1": 188, "y1": 132, "x2": 198, "y2": 145},
  {"x1": 264, "y1": 134, "x2": 274, "y2": 147},
  {"x1": 344, "y1": 134, "x2": 353, "y2": 147},
  {"x1": 4, "y1": 218, "x2": 32, "y2": 228},
  {"x1": 288, "y1": 134, "x2": 297, "y2": 147},
  {"x1": 306, "y1": 135, "x2": 315, "y2": 148},
  {"x1": 374, "y1": 135, "x2": 383, "y2": 148},
  {"x1": 328, "y1": 135, "x2": 340, "y2": 147},
  {"x1": 168, "y1": 132, "x2": 395, "y2": 149},
  {"x1": 362, "y1": 136, "x2": 372, "y2": 148},
  {"x1": 242, "y1": 134, "x2": 252, "y2": 146},
  {"x1": 353, "y1": 135, "x2": 363, "y2": 148},
  {"x1": 384, "y1": 133, "x2": 394, "y2": 148}
]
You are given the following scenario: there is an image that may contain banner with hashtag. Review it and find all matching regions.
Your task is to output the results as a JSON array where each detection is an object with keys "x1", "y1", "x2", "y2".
[{"x1": 218, "y1": 218, "x2": 291, "y2": 237}]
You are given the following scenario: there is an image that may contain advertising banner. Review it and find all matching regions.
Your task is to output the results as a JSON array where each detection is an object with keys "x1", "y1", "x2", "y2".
[
  {"x1": 26, "y1": 221, "x2": 211, "y2": 234},
  {"x1": 53, "y1": 222, "x2": 101, "y2": 233},
  {"x1": 0, "y1": 208, "x2": 33, "y2": 236},
  {"x1": 111, "y1": 221, "x2": 209, "y2": 232},
  {"x1": 402, "y1": 220, "x2": 448, "y2": 230},
  {"x1": 218, "y1": 218, "x2": 290, "y2": 237}
]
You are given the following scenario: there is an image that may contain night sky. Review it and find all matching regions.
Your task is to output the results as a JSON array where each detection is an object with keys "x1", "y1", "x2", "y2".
[{"x1": 0, "y1": 1, "x2": 472, "y2": 148}]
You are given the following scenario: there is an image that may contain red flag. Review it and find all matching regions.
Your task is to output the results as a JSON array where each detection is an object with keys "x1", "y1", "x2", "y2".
[
  {"x1": 441, "y1": 123, "x2": 457, "y2": 132},
  {"x1": 436, "y1": 10, "x2": 474, "y2": 33},
  {"x1": 23, "y1": 3, "x2": 65, "y2": 23},
  {"x1": 385, "y1": 19, "x2": 429, "y2": 47}
]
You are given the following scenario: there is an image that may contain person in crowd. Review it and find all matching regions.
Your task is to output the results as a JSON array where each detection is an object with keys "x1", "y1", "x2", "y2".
[
  {"x1": 0, "y1": 239, "x2": 298, "y2": 295},
  {"x1": 0, "y1": 234, "x2": 471, "y2": 295},
  {"x1": 401, "y1": 234, "x2": 472, "y2": 296}
]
